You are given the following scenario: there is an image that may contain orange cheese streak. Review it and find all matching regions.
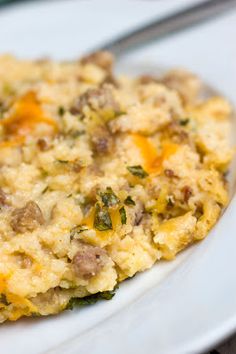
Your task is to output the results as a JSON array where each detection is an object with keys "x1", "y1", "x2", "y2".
[
  {"x1": 0, "y1": 273, "x2": 37, "y2": 318},
  {"x1": 0, "y1": 91, "x2": 57, "y2": 140},
  {"x1": 0, "y1": 137, "x2": 24, "y2": 149},
  {"x1": 132, "y1": 134, "x2": 178, "y2": 174}
]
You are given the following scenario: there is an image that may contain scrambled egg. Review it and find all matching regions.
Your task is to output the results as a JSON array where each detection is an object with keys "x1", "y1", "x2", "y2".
[{"x1": 0, "y1": 51, "x2": 233, "y2": 322}]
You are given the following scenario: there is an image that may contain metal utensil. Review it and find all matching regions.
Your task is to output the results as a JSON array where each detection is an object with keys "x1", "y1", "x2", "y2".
[{"x1": 94, "y1": 0, "x2": 236, "y2": 57}]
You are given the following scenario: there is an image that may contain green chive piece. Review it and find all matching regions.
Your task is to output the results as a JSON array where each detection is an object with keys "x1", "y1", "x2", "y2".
[
  {"x1": 124, "y1": 196, "x2": 135, "y2": 206},
  {"x1": 58, "y1": 106, "x2": 65, "y2": 116},
  {"x1": 119, "y1": 206, "x2": 127, "y2": 225},
  {"x1": 70, "y1": 225, "x2": 88, "y2": 240},
  {"x1": 94, "y1": 203, "x2": 113, "y2": 231},
  {"x1": 127, "y1": 165, "x2": 148, "y2": 178},
  {"x1": 179, "y1": 118, "x2": 190, "y2": 126},
  {"x1": 66, "y1": 288, "x2": 117, "y2": 310},
  {"x1": 100, "y1": 187, "x2": 120, "y2": 207}
]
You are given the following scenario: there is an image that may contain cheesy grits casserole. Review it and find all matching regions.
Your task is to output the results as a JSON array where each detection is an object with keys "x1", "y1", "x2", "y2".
[{"x1": 0, "y1": 51, "x2": 233, "y2": 322}]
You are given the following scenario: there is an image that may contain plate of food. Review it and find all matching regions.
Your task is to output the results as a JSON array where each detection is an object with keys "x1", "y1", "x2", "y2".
[{"x1": 0, "y1": 1, "x2": 235, "y2": 354}]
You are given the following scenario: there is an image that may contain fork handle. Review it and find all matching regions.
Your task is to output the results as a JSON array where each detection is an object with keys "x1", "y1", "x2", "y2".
[{"x1": 95, "y1": 0, "x2": 236, "y2": 56}]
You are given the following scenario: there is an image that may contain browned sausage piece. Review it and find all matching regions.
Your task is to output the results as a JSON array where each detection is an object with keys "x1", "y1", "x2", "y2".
[
  {"x1": 134, "y1": 201, "x2": 145, "y2": 226},
  {"x1": 164, "y1": 169, "x2": 175, "y2": 178},
  {"x1": 166, "y1": 121, "x2": 189, "y2": 144},
  {"x1": 101, "y1": 73, "x2": 119, "y2": 88},
  {"x1": 91, "y1": 125, "x2": 113, "y2": 154},
  {"x1": 10, "y1": 201, "x2": 44, "y2": 233},
  {"x1": 182, "y1": 186, "x2": 193, "y2": 203},
  {"x1": 80, "y1": 51, "x2": 114, "y2": 72},
  {"x1": 37, "y1": 138, "x2": 51, "y2": 151},
  {"x1": 72, "y1": 162, "x2": 83, "y2": 173},
  {"x1": 70, "y1": 87, "x2": 120, "y2": 116},
  {"x1": 0, "y1": 188, "x2": 8, "y2": 207},
  {"x1": 72, "y1": 242, "x2": 107, "y2": 279}
]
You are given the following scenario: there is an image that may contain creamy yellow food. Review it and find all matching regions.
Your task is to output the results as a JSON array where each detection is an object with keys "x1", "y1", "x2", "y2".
[{"x1": 0, "y1": 51, "x2": 233, "y2": 322}]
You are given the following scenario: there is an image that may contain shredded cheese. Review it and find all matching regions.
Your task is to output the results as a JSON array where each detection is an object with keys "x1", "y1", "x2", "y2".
[
  {"x1": 132, "y1": 134, "x2": 179, "y2": 174},
  {"x1": 0, "y1": 91, "x2": 58, "y2": 142}
]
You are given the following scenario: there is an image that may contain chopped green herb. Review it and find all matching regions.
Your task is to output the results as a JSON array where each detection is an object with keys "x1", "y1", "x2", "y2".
[
  {"x1": 115, "y1": 110, "x2": 126, "y2": 117},
  {"x1": 71, "y1": 130, "x2": 86, "y2": 138},
  {"x1": 119, "y1": 206, "x2": 127, "y2": 224},
  {"x1": 100, "y1": 187, "x2": 120, "y2": 207},
  {"x1": 0, "y1": 103, "x2": 4, "y2": 120},
  {"x1": 127, "y1": 165, "x2": 148, "y2": 179},
  {"x1": 124, "y1": 196, "x2": 135, "y2": 206},
  {"x1": 166, "y1": 195, "x2": 175, "y2": 207},
  {"x1": 66, "y1": 288, "x2": 117, "y2": 310},
  {"x1": 57, "y1": 159, "x2": 69, "y2": 164},
  {"x1": 94, "y1": 203, "x2": 112, "y2": 231},
  {"x1": 179, "y1": 118, "x2": 190, "y2": 126},
  {"x1": 58, "y1": 106, "x2": 65, "y2": 116},
  {"x1": 31, "y1": 312, "x2": 40, "y2": 318},
  {"x1": 70, "y1": 225, "x2": 88, "y2": 240},
  {"x1": 41, "y1": 170, "x2": 48, "y2": 178},
  {"x1": 78, "y1": 115, "x2": 85, "y2": 122},
  {"x1": 0, "y1": 294, "x2": 10, "y2": 306},
  {"x1": 42, "y1": 186, "x2": 49, "y2": 194}
]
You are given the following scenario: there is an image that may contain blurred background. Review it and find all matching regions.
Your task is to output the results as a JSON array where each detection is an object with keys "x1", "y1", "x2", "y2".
[{"x1": 0, "y1": 0, "x2": 235, "y2": 100}]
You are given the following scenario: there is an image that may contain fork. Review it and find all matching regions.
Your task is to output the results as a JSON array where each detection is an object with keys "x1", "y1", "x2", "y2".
[{"x1": 93, "y1": 0, "x2": 236, "y2": 57}]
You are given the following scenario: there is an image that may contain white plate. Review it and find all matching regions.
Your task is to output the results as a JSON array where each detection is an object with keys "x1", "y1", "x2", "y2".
[{"x1": 0, "y1": 1, "x2": 236, "y2": 353}]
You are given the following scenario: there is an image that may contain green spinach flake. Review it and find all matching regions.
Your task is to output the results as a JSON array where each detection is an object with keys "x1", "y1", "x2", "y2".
[
  {"x1": 119, "y1": 206, "x2": 127, "y2": 225},
  {"x1": 66, "y1": 288, "x2": 117, "y2": 310},
  {"x1": 179, "y1": 118, "x2": 190, "y2": 126},
  {"x1": 70, "y1": 225, "x2": 88, "y2": 240},
  {"x1": 58, "y1": 106, "x2": 65, "y2": 116},
  {"x1": 94, "y1": 203, "x2": 113, "y2": 231},
  {"x1": 57, "y1": 159, "x2": 69, "y2": 164},
  {"x1": 42, "y1": 186, "x2": 49, "y2": 194},
  {"x1": 41, "y1": 170, "x2": 48, "y2": 178},
  {"x1": 100, "y1": 187, "x2": 120, "y2": 207},
  {"x1": 71, "y1": 130, "x2": 86, "y2": 138},
  {"x1": 166, "y1": 195, "x2": 175, "y2": 207},
  {"x1": 124, "y1": 196, "x2": 135, "y2": 206},
  {"x1": 127, "y1": 165, "x2": 148, "y2": 179},
  {"x1": 115, "y1": 110, "x2": 126, "y2": 117}
]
